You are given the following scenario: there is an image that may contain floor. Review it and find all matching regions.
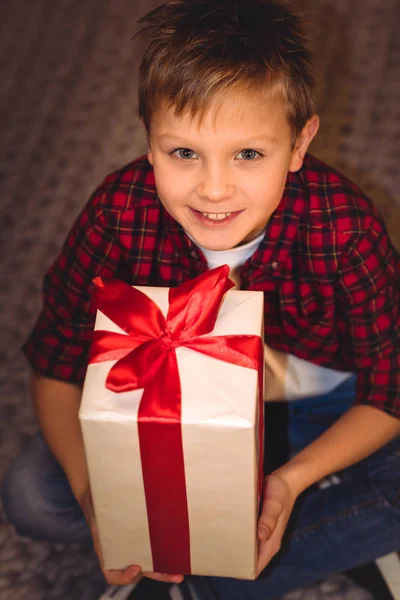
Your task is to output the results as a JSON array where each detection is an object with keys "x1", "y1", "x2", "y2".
[
  {"x1": 0, "y1": 0, "x2": 399, "y2": 598},
  {"x1": 376, "y1": 555, "x2": 400, "y2": 600}
]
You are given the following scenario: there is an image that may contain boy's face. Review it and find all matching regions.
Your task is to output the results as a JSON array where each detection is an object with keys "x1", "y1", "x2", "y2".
[{"x1": 148, "y1": 90, "x2": 318, "y2": 251}]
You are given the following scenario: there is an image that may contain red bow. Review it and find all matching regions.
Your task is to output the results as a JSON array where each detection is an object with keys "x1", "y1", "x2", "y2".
[{"x1": 89, "y1": 265, "x2": 263, "y2": 574}]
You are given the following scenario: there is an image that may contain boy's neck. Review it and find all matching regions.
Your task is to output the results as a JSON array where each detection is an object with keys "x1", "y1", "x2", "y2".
[{"x1": 186, "y1": 231, "x2": 265, "y2": 285}]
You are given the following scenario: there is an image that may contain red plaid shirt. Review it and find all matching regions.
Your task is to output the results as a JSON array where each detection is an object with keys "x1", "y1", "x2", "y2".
[{"x1": 23, "y1": 154, "x2": 400, "y2": 418}]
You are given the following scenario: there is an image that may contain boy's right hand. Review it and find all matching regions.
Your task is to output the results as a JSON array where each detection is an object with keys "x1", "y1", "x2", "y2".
[{"x1": 79, "y1": 490, "x2": 184, "y2": 586}]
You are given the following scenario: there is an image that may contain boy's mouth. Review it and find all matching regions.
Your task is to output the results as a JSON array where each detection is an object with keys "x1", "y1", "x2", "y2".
[
  {"x1": 191, "y1": 209, "x2": 242, "y2": 224},
  {"x1": 201, "y1": 212, "x2": 233, "y2": 221}
]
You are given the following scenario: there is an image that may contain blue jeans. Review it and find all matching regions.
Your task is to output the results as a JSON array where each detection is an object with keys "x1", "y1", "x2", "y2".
[{"x1": 1, "y1": 378, "x2": 399, "y2": 599}]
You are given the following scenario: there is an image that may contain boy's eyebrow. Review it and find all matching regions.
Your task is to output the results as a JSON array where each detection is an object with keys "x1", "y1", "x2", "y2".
[
  {"x1": 244, "y1": 135, "x2": 279, "y2": 146},
  {"x1": 156, "y1": 133, "x2": 279, "y2": 146}
]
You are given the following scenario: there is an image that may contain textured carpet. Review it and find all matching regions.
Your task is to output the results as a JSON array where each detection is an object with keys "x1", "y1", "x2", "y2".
[{"x1": 0, "y1": 0, "x2": 399, "y2": 598}]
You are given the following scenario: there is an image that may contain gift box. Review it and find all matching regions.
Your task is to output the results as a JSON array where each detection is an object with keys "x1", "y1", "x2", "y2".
[{"x1": 79, "y1": 265, "x2": 264, "y2": 579}]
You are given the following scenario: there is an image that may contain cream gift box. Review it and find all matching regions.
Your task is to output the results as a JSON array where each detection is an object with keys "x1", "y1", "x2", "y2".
[{"x1": 79, "y1": 266, "x2": 264, "y2": 579}]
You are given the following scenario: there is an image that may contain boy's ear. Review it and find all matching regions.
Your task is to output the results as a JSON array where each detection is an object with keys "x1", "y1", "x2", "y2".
[
  {"x1": 289, "y1": 115, "x2": 320, "y2": 172},
  {"x1": 146, "y1": 128, "x2": 153, "y2": 165}
]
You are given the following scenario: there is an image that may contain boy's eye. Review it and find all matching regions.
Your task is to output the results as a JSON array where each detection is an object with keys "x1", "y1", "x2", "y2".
[
  {"x1": 173, "y1": 148, "x2": 198, "y2": 160},
  {"x1": 237, "y1": 149, "x2": 261, "y2": 161}
]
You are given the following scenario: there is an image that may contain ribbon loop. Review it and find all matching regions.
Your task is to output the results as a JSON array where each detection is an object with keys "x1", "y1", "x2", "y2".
[
  {"x1": 90, "y1": 266, "x2": 237, "y2": 392},
  {"x1": 167, "y1": 264, "x2": 234, "y2": 339}
]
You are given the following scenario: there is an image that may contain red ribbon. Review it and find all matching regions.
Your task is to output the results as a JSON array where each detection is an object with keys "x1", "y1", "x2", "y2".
[{"x1": 89, "y1": 265, "x2": 263, "y2": 574}]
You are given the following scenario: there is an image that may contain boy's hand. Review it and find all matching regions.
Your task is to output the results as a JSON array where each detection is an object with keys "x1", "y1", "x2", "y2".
[
  {"x1": 256, "y1": 473, "x2": 297, "y2": 576},
  {"x1": 80, "y1": 490, "x2": 184, "y2": 585},
  {"x1": 80, "y1": 489, "x2": 141, "y2": 585},
  {"x1": 142, "y1": 572, "x2": 184, "y2": 584}
]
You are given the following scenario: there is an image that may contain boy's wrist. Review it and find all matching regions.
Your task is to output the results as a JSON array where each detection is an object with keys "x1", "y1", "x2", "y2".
[
  {"x1": 272, "y1": 406, "x2": 400, "y2": 498},
  {"x1": 71, "y1": 479, "x2": 91, "y2": 508},
  {"x1": 272, "y1": 459, "x2": 313, "y2": 498},
  {"x1": 76, "y1": 487, "x2": 94, "y2": 523}
]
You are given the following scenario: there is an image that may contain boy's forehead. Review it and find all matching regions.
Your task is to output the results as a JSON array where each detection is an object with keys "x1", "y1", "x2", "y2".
[{"x1": 151, "y1": 85, "x2": 289, "y2": 136}]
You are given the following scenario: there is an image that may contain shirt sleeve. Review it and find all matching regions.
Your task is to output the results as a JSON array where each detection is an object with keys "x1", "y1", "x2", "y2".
[
  {"x1": 336, "y1": 218, "x2": 400, "y2": 419},
  {"x1": 22, "y1": 183, "x2": 122, "y2": 386}
]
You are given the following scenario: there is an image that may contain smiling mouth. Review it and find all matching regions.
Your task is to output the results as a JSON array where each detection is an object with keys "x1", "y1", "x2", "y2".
[
  {"x1": 200, "y1": 212, "x2": 233, "y2": 221},
  {"x1": 192, "y1": 209, "x2": 241, "y2": 223}
]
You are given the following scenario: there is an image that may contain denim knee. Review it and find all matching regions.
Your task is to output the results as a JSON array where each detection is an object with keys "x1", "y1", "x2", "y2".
[
  {"x1": 2, "y1": 456, "x2": 46, "y2": 538},
  {"x1": 1, "y1": 435, "x2": 91, "y2": 545}
]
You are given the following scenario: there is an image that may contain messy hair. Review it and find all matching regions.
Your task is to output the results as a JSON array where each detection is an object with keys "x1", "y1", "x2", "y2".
[{"x1": 136, "y1": 0, "x2": 315, "y2": 139}]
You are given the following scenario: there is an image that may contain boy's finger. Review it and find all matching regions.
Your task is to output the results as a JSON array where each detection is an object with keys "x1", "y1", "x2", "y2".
[
  {"x1": 104, "y1": 571, "x2": 135, "y2": 586},
  {"x1": 258, "y1": 500, "x2": 283, "y2": 540},
  {"x1": 104, "y1": 566, "x2": 142, "y2": 586},
  {"x1": 124, "y1": 565, "x2": 142, "y2": 580},
  {"x1": 143, "y1": 572, "x2": 184, "y2": 583},
  {"x1": 258, "y1": 514, "x2": 278, "y2": 540},
  {"x1": 256, "y1": 539, "x2": 281, "y2": 575}
]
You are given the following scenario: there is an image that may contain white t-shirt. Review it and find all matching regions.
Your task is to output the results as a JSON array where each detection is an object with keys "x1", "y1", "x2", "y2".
[{"x1": 192, "y1": 234, "x2": 353, "y2": 402}]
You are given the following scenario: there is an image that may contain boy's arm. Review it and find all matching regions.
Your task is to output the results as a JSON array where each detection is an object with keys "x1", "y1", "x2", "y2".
[
  {"x1": 32, "y1": 373, "x2": 142, "y2": 584},
  {"x1": 282, "y1": 215, "x2": 400, "y2": 491},
  {"x1": 32, "y1": 373, "x2": 182, "y2": 585},
  {"x1": 31, "y1": 373, "x2": 88, "y2": 503},
  {"x1": 257, "y1": 219, "x2": 400, "y2": 574},
  {"x1": 256, "y1": 405, "x2": 399, "y2": 575},
  {"x1": 275, "y1": 404, "x2": 400, "y2": 497}
]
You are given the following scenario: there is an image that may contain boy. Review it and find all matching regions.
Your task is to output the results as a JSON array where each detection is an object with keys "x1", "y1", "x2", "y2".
[{"x1": 2, "y1": 0, "x2": 399, "y2": 598}]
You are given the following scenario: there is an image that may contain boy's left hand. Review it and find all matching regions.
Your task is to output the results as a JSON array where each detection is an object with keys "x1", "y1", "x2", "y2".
[{"x1": 256, "y1": 473, "x2": 297, "y2": 576}]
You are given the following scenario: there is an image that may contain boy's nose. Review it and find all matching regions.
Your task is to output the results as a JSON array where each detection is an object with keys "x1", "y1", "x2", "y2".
[{"x1": 197, "y1": 169, "x2": 235, "y2": 202}]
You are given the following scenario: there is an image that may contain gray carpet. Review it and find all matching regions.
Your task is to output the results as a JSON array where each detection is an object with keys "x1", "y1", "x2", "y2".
[{"x1": 0, "y1": 0, "x2": 399, "y2": 598}]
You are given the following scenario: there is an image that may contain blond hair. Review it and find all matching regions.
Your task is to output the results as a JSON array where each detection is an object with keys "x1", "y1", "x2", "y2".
[{"x1": 136, "y1": 0, "x2": 315, "y2": 139}]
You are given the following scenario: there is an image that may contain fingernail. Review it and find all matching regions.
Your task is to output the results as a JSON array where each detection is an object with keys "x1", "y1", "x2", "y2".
[{"x1": 258, "y1": 527, "x2": 268, "y2": 540}]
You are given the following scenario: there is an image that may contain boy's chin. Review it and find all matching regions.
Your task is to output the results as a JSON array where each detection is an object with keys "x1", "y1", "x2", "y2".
[
  {"x1": 192, "y1": 233, "x2": 256, "y2": 251},
  {"x1": 192, "y1": 237, "x2": 239, "y2": 252}
]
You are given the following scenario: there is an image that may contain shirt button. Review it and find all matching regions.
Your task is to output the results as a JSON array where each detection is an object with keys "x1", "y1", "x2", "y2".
[{"x1": 270, "y1": 261, "x2": 279, "y2": 270}]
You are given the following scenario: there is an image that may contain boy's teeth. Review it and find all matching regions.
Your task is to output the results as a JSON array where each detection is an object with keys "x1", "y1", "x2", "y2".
[{"x1": 202, "y1": 212, "x2": 233, "y2": 220}]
